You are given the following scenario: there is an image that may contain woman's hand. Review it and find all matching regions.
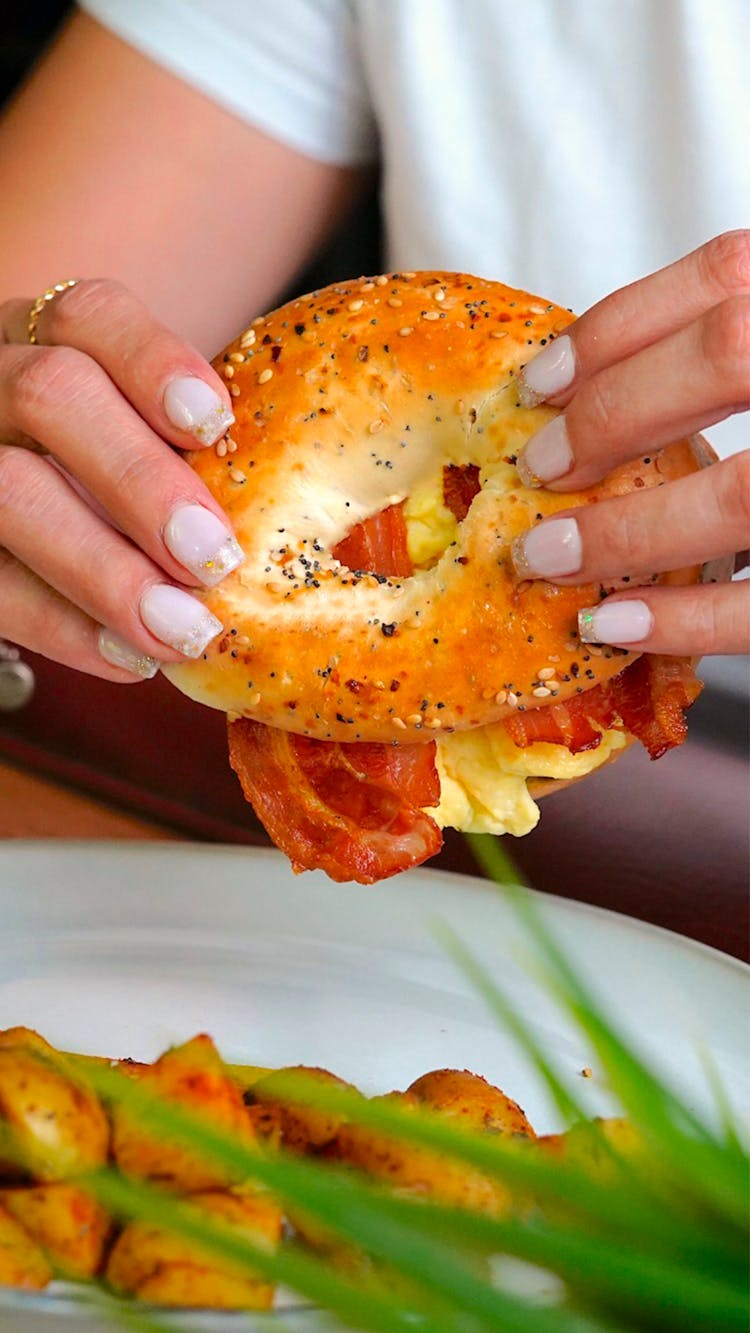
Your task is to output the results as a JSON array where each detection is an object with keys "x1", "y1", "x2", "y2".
[
  {"x1": 0, "y1": 278, "x2": 244, "y2": 680},
  {"x1": 513, "y1": 231, "x2": 750, "y2": 655}
]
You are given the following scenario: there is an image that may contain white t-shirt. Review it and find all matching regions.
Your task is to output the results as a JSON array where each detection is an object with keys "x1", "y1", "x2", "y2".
[{"x1": 82, "y1": 0, "x2": 749, "y2": 462}]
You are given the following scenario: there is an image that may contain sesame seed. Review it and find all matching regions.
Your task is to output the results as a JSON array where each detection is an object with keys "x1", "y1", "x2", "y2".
[
  {"x1": 402, "y1": 271, "x2": 416, "y2": 279},
  {"x1": 399, "y1": 326, "x2": 414, "y2": 337},
  {"x1": 247, "y1": 692, "x2": 261, "y2": 707},
  {"x1": 258, "y1": 368, "x2": 274, "y2": 384},
  {"x1": 348, "y1": 299, "x2": 364, "y2": 312},
  {"x1": 252, "y1": 316, "x2": 265, "y2": 327},
  {"x1": 491, "y1": 330, "x2": 509, "y2": 339},
  {"x1": 423, "y1": 310, "x2": 440, "y2": 321},
  {"x1": 223, "y1": 364, "x2": 235, "y2": 379},
  {"x1": 393, "y1": 717, "x2": 407, "y2": 730},
  {"x1": 229, "y1": 351, "x2": 245, "y2": 363},
  {"x1": 369, "y1": 418, "x2": 384, "y2": 434},
  {"x1": 229, "y1": 467, "x2": 247, "y2": 483},
  {"x1": 215, "y1": 440, "x2": 228, "y2": 458},
  {"x1": 538, "y1": 667, "x2": 557, "y2": 680},
  {"x1": 587, "y1": 644, "x2": 604, "y2": 656},
  {"x1": 407, "y1": 713, "x2": 423, "y2": 726},
  {"x1": 533, "y1": 686, "x2": 552, "y2": 698},
  {"x1": 565, "y1": 641, "x2": 578, "y2": 652},
  {"x1": 227, "y1": 437, "x2": 238, "y2": 452},
  {"x1": 360, "y1": 281, "x2": 375, "y2": 292},
  {"x1": 240, "y1": 330, "x2": 257, "y2": 348},
  {"x1": 229, "y1": 383, "x2": 240, "y2": 397},
  {"x1": 387, "y1": 296, "x2": 403, "y2": 307},
  {"x1": 375, "y1": 274, "x2": 388, "y2": 286},
  {"x1": 529, "y1": 303, "x2": 546, "y2": 314},
  {"x1": 434, "y1": 289, "x2": 445, "y2": 302},
  {"x1": 548, "y1": 654, "x2": 561, "y2": 662},
  {"x1": 552, "y1": 319, "x2": 569, "y2": 334},
  {"x1": 426, "y1": 717, "x2": 442, "y2": 729},
  {"x1": 236, "y1": 634, "x2": 250, "y2": 646},
  {"x1": 495, "y1": 690, "x2": 508, "y2": 705},
  {"x1": 506, "y1": 692, "x2": 519, "y2": 708},
  {"x1": 481, "y1": 687, "x2": 496, "y2": 700}
]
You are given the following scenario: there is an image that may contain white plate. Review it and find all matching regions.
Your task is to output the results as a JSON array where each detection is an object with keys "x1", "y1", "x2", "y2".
[{"x1": 0, "y1": 841, "x2": 747, "y2": 1331}]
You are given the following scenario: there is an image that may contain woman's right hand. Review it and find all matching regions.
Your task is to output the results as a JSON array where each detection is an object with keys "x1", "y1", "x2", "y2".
[{"x1": 0, "y1": 278, "x2": 244, "y2": 681}]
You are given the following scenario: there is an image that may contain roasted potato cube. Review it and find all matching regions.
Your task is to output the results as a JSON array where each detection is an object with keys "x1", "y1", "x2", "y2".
[
  {"x1": 407, "y1": 1069, "x2": 535, "y2": 1139},
  {"x1": 332, "y1": 1091, "x2": 508, "y2": 1216},
  {"x1": 106, "y1": 1187, "x2": 282, "y2": 1310},
  {"x1": 0, "y1": 1031, "x2": 109, "y2": 1182},
  {"x1": 0, "y1": 1204, "x2": 52, "y2": 1290},
  {"x1": 0, "y1": 1184, "x2": 110, "y2": 1279},
  {"x1": 248, "y1": 1066, "x2": 357, "y2": 1154},
  {"x1": 111, "y1": 1035, "x2": 257, "y2": 1192}
]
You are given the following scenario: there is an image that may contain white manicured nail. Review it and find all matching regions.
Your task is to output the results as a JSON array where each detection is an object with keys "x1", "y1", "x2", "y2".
[
  {"x1": 517, "y1": 416, "x2": 574, "y2": 488},
  {"x1": 163, "y1": 377, "x2": 234, "y2": 446},
  {"x1": 140, "y1": 585, "x2": 222, "y2": 657},
  {"x1": 164, "y1": 503, "x2": 245, "y2": 586},
  {"x1": 98, "y1": 628, "x2": 160, "y2": 679},
  {"x1": 518, "y1": 335, "x2": 575, "y2": 407},
  {"x1": 578, "y1": 599, "x2": 654, "y2": 644},
  {"x1": 512, "y1": 516, "x2": 582, "y2": 578}
]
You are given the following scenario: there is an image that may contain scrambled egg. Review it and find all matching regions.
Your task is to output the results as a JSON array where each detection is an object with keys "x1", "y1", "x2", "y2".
[
  {"x1": 429, "y1": 725, "x2": 628, "y2": 837},
  {"x1": 404, "y1": 469, "x2": 627, "y2": 838}
]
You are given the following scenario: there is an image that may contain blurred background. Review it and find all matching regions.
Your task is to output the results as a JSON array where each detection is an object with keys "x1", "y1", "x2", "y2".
[{"x1": 1, "y1": 5, "x2": 747, "y2": 959}]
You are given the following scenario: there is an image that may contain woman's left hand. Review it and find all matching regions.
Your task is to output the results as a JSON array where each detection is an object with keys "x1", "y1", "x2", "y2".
[{"x1": 513, "y1": 231, "x2": 749, "y2": 656}]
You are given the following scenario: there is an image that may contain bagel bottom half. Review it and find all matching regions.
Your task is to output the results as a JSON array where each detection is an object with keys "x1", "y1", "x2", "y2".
[{"x1": 161, "y1": 272, "x2": 724, "y2": 884}]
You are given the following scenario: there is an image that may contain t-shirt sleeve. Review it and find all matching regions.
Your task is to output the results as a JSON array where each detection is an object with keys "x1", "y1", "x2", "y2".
[{"x1": 78, "y1": 0, "x2": 378, "y2": 166}]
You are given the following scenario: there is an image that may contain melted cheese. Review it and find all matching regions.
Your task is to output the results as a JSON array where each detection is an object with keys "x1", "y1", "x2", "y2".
[{"x1": 404, "y1": 470, "x2": 628, "y2": 837}]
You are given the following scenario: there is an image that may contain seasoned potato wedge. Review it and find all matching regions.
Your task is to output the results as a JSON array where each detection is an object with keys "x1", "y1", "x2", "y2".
[
  {"x1": 106, "y1": 1187, "x2": 282, "y2": 1310},
  {"x1": 0, "y1": 1184, "x2": 110, "y2": 1279},
  {"x1": 0, "y1": 1031, "x2": 109, "y2": 1182},
  {"x1": 248, "y1": 1066, "x2": 358, "y2": 1154},
  {"x1": 0, "y1": 1203, "x2": 52, "y2": 1290},
  {"x1": 111, "y1": 1035, "x2": 257, "y2": 1192}
]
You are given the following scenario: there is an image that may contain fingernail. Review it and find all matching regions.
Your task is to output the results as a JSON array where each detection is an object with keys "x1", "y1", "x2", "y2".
[
  {"x1": 578, "y1": 599, "x2": 654, "y2": 644},
  {"x1": 140, "y1": 585, "x2": 222, "y2": 657},
  {"x1": 164, "y1": 503, "x2": 245, "y2": 587},
  {"x1": 98, "y1": 627, "x2": 160, "y2": 679},
  {"x1": 518, "y1": 334, "x2": 575, "y2": 407},
  {"x1": 517, "y1": 416, "x2": 574, "y2": 488},
  {"x1": 512, "y1": 516, "x2": 582, "y2": 578},
  {"x1": 163, "y1": 376, "x2": 234, "y2": 446}
]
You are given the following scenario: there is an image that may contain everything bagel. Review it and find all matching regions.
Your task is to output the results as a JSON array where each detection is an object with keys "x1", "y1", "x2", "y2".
[{"x1": 163, "y1": 273, "x2": 714, "y2": 881}]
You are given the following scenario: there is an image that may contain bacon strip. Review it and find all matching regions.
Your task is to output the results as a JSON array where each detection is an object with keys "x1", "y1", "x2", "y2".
[
  {"x1": 332, "y1": 501, "x2": 412, "y2": 578},
  {"x1": 231, "y1": 503, "x2": 444, "y2": 881},
  {"x1": 229, "y1": 721, "x2": 442, "y2": 884},
  {"x1": 442, "y1": 464, "x2": 481, "y2": 522},
  {"x1": 503, "y1": 655, "x2": 701, "y2": 760}
]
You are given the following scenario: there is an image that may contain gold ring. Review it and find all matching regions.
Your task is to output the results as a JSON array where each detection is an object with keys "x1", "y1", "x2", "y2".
[{"x1": 27, "y1": 279, "x2": 80, "y2": 345}]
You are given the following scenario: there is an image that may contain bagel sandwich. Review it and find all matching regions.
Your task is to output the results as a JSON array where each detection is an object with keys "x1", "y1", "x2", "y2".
[{"x1": 163, "y1": 273, "x2": 719, "y2": 883}]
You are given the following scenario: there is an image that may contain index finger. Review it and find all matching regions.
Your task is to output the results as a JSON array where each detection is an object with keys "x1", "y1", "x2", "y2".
[
  {"x1": 1, "y1": 278, "x2": 235, "y2": 450},
  {"x1": 518, "y1": 230, "x2": 750, "y2": 407}
]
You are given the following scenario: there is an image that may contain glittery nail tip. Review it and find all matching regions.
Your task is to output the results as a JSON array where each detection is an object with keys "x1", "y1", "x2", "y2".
[
  {"x1": 510, "y1": 534, "x2": 534, "y2": 578},
  {"x1": 194, "y1": 403, "x2": 235, "y2": 446},
  {"x1": 515, "y1": 453, "x2": 542, "y2": 488},
  {"x1": 97, "y1": 628, "x2": 160, "y2": 679},
  {"x1": 516, "y1": 376, "x2": 546, "y2": 411},
  {"x1": 175, "y1": 609, "x2": 224, "y2": 658},
  {"x1": 577, "y1": 609, "x2": 600, "y2": 644},
  {"x1": 197, "y1": 536, "x2": 246, "y2": 587}
]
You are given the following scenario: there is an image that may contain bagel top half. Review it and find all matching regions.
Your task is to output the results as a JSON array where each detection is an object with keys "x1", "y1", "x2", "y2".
[{"x1": 163, "y1": 272, "x2": 708, "y2": 744}]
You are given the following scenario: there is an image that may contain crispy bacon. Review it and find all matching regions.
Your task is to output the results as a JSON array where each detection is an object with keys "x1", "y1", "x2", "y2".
[
  {"x1": 503, "y1": 655, "x2": 701, "y2": 760},
  {"x1": 332, "y1": 501, "x2": 412, "y2": 578},
  {"x1": 607, "y1": 654, "x2": 702, "y2": 760},
  {"x1": 228, "y1": 720, "x2": 442, "y2": 884},
  {"x1": 233, "y1": 502, "x2": 444, "y2": 881},
  {"x1": 442, "y1": 464, "x2": 482, "y2": 522}
]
